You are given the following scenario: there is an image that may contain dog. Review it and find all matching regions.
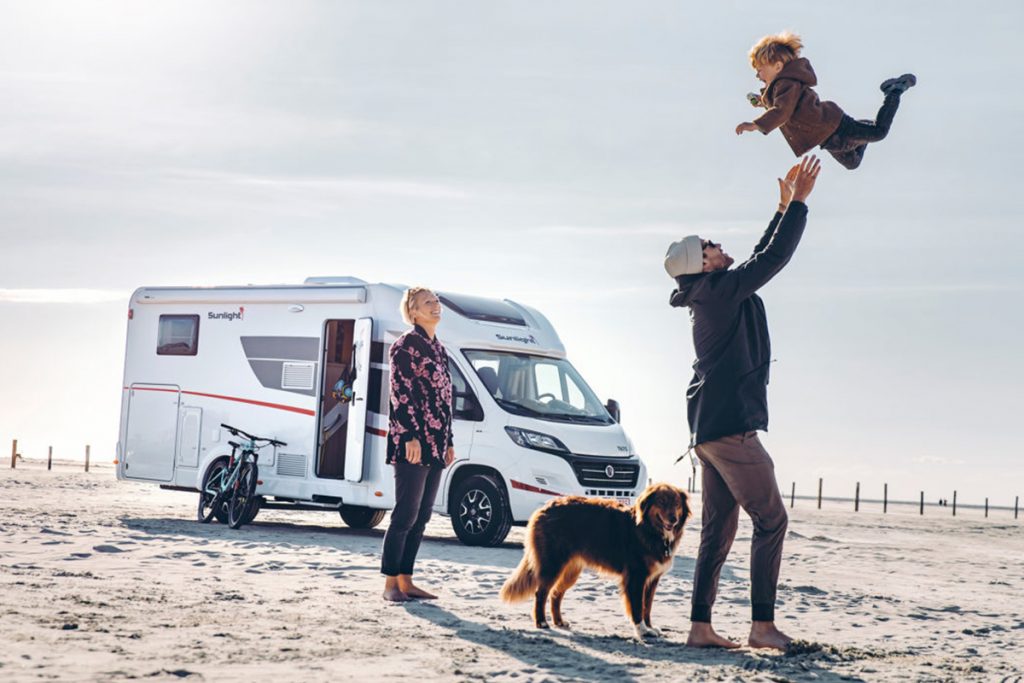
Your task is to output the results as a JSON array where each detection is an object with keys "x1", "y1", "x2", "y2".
[{"x1": 499, "y1": 482, "x2": 690, "y2": 639}]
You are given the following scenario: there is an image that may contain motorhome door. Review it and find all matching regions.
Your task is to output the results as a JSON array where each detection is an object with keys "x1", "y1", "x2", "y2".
[
  {"x1": 344, "y1": 317, "x2": 372, "y2": 481},
  {"x1": 123, "y1": 384, "x2": 179, "y2": 482}
]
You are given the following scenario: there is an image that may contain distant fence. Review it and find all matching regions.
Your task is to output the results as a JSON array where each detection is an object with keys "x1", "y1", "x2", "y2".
[
  {"x1": 684, "y1": 474, "x2": 1019, "y2": 521},
  {"x1": 9, "y1": 439, "x2": 94, "y2": 472}
]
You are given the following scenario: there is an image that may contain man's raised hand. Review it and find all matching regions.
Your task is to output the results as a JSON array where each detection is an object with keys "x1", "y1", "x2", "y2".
[
  {"x1": 777, "y1": 163, "x2": 801, "y2": 211},
  {"x1": 791, "y1": 155, "x2": 821, "y2": 203}
]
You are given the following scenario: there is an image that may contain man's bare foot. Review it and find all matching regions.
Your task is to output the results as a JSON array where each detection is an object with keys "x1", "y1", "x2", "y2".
[
  {"x1": 748, "y1": 621, "x2": 792, "y2": 650},
  {"x1": 402, "y1": 585, "x2": 438, "y2": 600},
  {"x1": 686, "y1": 622, "x2": 741, "y2": 648},
  {"x1": 382, "y1": 586, "x2": 411, "y2": 602}
]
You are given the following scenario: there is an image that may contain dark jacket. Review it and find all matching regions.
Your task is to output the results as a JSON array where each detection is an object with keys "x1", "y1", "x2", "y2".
[
  {"x1": 754, "y1": 58, "x2": 844, "y2": 156},
  {"x1": 386, "y1": 325, "x2": 454, "y2": 466},
  {"x1": 669, "y1": 202, "x2": 808, "y2": 446}
]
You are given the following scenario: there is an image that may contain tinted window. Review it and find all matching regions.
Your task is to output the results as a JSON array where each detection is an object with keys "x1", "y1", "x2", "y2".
[
  {"x1": 157, "y1": 315, "x2": 199, "y2": 356},
  {"x1": 449, "y1": 360, "x2": 484, "y2": 421},
  {"x1": 437, "y1": 292, "x2": 527, "y2": 326}
]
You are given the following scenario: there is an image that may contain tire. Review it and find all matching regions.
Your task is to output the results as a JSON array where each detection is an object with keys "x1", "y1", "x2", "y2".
[
  {"x1": 450, "y1": 474, "x2": 512, "y2": 547},
  {"x1": 338, "y1": 505, "x2": 387, "y2": 529},
  {"x1": 242, "y1": 496, "x2": 263, "y2": 525},
  {"x1": 227, "y1": 462, "x2": 258, "y2": 529},
  {"x1": 197, "y1": 460, "x2": 230, "y2": 524}
]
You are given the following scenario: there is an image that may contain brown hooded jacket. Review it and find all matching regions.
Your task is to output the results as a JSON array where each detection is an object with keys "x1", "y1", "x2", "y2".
[{"x1": 754, "y1": 58, "x2": 844, "y2": 156}]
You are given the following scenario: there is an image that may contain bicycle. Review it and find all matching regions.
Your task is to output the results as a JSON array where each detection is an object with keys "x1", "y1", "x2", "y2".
[{"x1": 197, "y1": 423, "x2": 287, "y2": 529}]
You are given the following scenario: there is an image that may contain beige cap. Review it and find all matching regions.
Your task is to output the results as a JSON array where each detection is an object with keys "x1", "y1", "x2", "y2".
[{"x1": 664, "y1": 235, "x2": 704, "y2": 277}]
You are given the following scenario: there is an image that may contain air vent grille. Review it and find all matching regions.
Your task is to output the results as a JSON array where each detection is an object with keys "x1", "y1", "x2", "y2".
[
  {"x1": 276, "y1": 453, "x2": 307, "y2": 477},
  {"x1": 281, "y1": 362, "x2": 315, "y2": 390}
]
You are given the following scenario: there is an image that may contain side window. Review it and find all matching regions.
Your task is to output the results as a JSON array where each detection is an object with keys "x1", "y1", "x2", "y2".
[
  {"x1": 157, "y1": 315, "x2": 199, "y2": 356},
  {"x1": 449, "y1": 360, "x2": 484, "y2": 422}
]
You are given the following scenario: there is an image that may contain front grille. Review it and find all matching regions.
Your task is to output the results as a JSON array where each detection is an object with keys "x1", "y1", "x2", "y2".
[{"x1": 570, "y1": 460, "x2": 639, "y2": 489}]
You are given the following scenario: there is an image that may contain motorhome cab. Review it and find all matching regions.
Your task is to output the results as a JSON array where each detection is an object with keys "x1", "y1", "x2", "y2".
[{"x1": 117, "y1": 277, "x2": 648, "y2": 546}]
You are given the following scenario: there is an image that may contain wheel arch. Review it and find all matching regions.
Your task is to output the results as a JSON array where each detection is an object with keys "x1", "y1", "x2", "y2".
[{"x1": 445, "y1": 464, "x2": 510, "y2": 516}]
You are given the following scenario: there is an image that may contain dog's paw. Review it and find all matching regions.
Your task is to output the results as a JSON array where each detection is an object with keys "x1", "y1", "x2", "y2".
[
  {"x1": 553, "y1": 620, "x2": 572, "y2": 630},
  {"x1": 633, "y1": 623, "x2": 659, "y2": 639},
  {"x1": 645, "y1": 625, "x2": 662, "y2": 637},
  {"x1": 535, "y1": 621, "x2": 550, "y2": 629}
]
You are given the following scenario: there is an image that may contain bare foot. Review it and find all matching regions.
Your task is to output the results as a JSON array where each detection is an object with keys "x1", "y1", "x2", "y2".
[
  {"x1": 748, "y1": 621, "x2": 792, "y2": 651},
  {"x1": 402, "y1": 586, "x2": 438, "y2": 600},
  {"x1": 686, "y1": 622, "x2": 741, "y2": 648},
  {"x1": 382, "y1": 586, "x2": 411, "y2": 602}
]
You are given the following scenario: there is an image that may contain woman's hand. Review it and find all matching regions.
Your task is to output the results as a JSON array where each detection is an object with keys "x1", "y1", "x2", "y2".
[
  {"x1": 791, "y1": 155, "x2": 822, "y2": 203},
  {"x1": 735, "y1": 121, "x2": 759, "y2": 135},
  {"x1": 405, "y1": 439, "x2": 422, "y2": 465},
  {"x1": 444, "y1": 447, "x2": 455, "y2": 467}
]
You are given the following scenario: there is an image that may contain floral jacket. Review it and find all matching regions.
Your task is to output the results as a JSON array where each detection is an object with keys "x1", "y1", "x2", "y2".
[{"x1": 386, "y1": 325, "x2": 454, "y2": 466}]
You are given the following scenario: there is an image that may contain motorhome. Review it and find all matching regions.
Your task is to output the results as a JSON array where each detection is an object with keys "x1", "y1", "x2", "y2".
[{"x1": 117, "y1": 277, "x2": 649, "y2": 546}]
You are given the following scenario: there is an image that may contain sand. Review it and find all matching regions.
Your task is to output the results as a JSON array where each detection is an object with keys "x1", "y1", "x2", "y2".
[{"x1": 1, "y1": 460, "x2": 1022, "y2": 682}]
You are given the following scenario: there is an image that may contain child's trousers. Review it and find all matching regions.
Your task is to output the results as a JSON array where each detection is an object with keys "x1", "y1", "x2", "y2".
[{"x1": 820, "y1": 92, "x2": 902, "y2": 169}]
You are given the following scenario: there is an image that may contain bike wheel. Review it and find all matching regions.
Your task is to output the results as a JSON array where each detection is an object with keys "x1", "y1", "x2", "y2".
[
  {"x1": 227, "y1": 461, "x2": 258, "y2": 529},
  {"x1": 198, "y1": 460, "x2": 229, "y2": 524}
]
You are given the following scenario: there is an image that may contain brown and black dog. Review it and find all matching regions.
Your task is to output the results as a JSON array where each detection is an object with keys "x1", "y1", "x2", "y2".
[{"x1": 500, "y1": 483, "x2": 690, "y2": 639}]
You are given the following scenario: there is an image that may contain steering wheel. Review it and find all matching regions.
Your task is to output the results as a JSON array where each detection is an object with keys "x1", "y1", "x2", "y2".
[{"x1": 537, "y1": 393, "x2": 557, "y2": 403}]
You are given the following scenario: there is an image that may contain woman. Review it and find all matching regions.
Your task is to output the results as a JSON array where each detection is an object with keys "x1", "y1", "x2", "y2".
[{"x1": 381, "y1": 286, "x2": 456, "y2": 601}]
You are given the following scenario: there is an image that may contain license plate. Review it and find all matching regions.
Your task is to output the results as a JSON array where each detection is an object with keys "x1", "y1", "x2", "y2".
[{"x1": 611, "y1": 497, "x2": 632, "y2": 505}]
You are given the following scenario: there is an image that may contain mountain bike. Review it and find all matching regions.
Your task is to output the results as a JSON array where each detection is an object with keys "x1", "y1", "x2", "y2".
[{"x1": 197, "y1": 423, "x2": 287, "y2": 529}]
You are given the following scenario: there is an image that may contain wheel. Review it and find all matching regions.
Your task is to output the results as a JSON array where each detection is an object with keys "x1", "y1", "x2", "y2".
[
  {"x1": 227, "y1": 462, "x2": 258, "y2": 529},
  {"x1": 450, "y1": 474, "x2": 512, "y2": 547},
  {"x1": 338, "y1": 505, "x2": 387, "y2": 529},
  {"x1": 197, "y1": 460, "x2": 230, "y2": 524}
]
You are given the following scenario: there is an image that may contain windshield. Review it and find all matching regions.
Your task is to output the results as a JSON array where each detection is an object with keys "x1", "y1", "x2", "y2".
[{"x1": 463, "y1": 350, "x2": 613, "y2": 425}]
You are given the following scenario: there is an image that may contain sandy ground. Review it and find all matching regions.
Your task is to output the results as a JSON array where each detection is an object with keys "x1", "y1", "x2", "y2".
[{"x1": 1, "y1": 461, "x2": 1023, "y2": 683}]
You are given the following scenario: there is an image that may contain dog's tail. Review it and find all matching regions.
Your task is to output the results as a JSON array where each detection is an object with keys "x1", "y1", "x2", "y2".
[{"x1": 499, "y1": 554, "x2": 538, "y2": 603}]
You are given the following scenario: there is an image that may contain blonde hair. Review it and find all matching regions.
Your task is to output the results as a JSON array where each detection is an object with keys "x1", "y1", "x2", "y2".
[
  {"x1": 399, "y1": 286, "x2": 435, "y2": 326},
  {"x1": 749, "y1": 31, "x2": 803, "y2": 68}
]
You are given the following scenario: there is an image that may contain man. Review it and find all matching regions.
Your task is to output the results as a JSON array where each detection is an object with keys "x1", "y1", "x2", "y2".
[{"x1": 664, "y1": 155, "x2": 821, "y2": 651}]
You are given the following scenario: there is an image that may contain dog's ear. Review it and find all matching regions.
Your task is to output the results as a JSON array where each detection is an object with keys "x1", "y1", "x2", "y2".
[
  {"x1": 635, "y1": 485, "x2": 659, "y2": 525},
  {"x1": 678, "y1": 488, "x2": 693, "y2": 528}
]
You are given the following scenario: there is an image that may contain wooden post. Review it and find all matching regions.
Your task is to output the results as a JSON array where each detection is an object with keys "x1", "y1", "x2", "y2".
[
  {"x1": 48, "y1": 446, "x2": 53, "y2": 471},
  {"x1": 985, "y1": 498, "x2": 989, "y2": 518},
  {"x1": 10, "y1": 439, "x2": 16, "y2": 469},
  {"x1": 790, "y1": 482, "x2": 795, "y2": 509},
  {"x1": 919, "y1": 491, "x2": 924, "y2": 515},
  {"x1": 817, "y1": 478, "x2": 823, "y2": 509},
  {"x1": 855, "y1": 482, "x2": 860, "y2": 511},
  {"x1": 1016, "y1": 496, "x2": 1019, "y2": 520},
  {"x1": 952, "y1": 490, "x2": 957, "y2": 517},
  {"x1": 85, "y1": 445, "x2": 90, "y2": 473},
  {"x1": 687, "y1": 476, "x2": 691, "y2": 493},
  {"x1": 884, "y1": 483, "x2": 888, "y2": 514}
]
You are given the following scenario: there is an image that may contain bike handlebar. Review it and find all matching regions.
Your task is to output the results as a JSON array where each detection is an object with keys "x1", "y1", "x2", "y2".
[{"x1": 220, "y1": 423, "x2": 288, "y2": 448}]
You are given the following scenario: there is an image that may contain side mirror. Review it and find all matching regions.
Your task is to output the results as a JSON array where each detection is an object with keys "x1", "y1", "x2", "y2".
[{"x1": 605, "y1": 398, "x2": 620, "y2": 423}]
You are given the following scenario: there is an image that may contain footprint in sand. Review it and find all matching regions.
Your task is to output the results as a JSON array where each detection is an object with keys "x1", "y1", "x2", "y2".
[
  {"x1": 93, "y1": 545, "x2": 126, "y2": 553},
  {"x1": 65, "y1": 553, "x2": 92, "y2": 561}
]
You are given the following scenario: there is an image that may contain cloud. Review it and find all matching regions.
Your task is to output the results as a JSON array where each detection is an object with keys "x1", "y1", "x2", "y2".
[{"x1": 0, "y1": 288, "x2": 130, "y2": 304}]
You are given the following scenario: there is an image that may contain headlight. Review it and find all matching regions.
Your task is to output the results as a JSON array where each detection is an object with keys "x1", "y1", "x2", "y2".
[{"x1": 504, "y1": 426, "x2": 569, "y2": 454}]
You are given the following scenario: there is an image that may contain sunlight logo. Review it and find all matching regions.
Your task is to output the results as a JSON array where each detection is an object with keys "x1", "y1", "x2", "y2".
[
  {"x1": 495, "y1": 333, "x2": 538, "y2": 345},
  {"x1": 208, "y1": 306, "x2": 244, "y2": 321}
]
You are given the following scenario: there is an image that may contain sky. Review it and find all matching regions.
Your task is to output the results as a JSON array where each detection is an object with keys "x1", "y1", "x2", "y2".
[{"x1": 2, "y1": 1, "x2": 1022, "y2": 507}]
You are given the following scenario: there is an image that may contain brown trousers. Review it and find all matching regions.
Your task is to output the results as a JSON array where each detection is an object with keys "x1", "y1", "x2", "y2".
[{"x1": 690, "y1": 431, "x2": 787, "y2": 623}]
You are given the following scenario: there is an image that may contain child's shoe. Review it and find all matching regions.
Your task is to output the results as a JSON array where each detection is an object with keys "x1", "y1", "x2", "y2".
[{"x1": 880, "y1": 73, "x2": 917, "y2": 95}]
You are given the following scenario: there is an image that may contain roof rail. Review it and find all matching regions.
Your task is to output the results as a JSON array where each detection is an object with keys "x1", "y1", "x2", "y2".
[{"x1": 303, "y1": 276, "x2": 368, "y2": 286}]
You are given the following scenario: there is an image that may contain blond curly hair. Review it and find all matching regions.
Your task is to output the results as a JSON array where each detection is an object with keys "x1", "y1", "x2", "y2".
[
  {"x1": 749, "y1": 31, "x2": 803, "y2": 68},
  {"x1": 399, "y1": 286, "x2": 435, "y2": 326}
]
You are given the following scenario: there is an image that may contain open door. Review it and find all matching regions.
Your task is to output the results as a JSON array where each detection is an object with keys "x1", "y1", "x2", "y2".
[{"x1": 344, "y1": 317, "x2": 372, "y2": 482}]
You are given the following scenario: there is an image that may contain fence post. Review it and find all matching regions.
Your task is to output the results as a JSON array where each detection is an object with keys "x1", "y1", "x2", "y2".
[
  {"x1": 48, "y1": 446, "x2": 53, "y2": 471},
  {"x1": 687, "y1": 476, "x2": 691, "y2": 493},
  {"x1": 854, "y1": 482, "x2": 860, "y2": 512},
  {"x1": 10, "y1": 439, "x2": 16, "y2": 469},
  {"x1": 790, "y1": 482, "x2": 795, "y2": 509},
  {"x1": 985, "y1": 498, "x2": 989, "y2": 518},
  {"x1": 952, "y1": 490, "x2": 957, "y2": 517},
  {"x1": 1016, "y1": 496, "x2": 1019, "y2": 520},
  {"x1": 919, "y1": 491, "x2": 924, "y2": 515},
  {"x1": 884, "y1": 483, "x2": 888, "y2": 514},
  {"x1": 817, "y1": 478, "x2": 823, "y2": 509},
  {"x1": 85, "y1": 445, "x2": 90, "y2": 473}
]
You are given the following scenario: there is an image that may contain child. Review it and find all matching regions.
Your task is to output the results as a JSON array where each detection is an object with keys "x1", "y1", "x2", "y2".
[{"x1": 735, "y1": 32, "x2": 916, "y2": 170}]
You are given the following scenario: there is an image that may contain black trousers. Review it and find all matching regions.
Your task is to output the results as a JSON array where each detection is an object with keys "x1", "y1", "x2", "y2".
[
  {"x1": 380, "y1": 462, "x2": 444, "y2": 577},
  {"x1": 820, "y1": 92, "x2": 902, "y2": 169}
]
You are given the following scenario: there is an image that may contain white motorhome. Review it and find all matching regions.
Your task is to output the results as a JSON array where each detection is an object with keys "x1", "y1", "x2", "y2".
[{"x1": 117, "y1": 277, "x2": 648, "y2": 546}]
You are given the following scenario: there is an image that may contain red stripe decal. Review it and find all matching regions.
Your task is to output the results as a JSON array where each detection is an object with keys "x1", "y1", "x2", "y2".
[
  {"x1": 366, "y1": 426, "x2": 388, "y2": 438},
  {"x1": 510, "y1": 479, "x2": 563, "y2": 497},
  {"x1": 126, "y1": 386, "x2": 315, "y2": 416}
]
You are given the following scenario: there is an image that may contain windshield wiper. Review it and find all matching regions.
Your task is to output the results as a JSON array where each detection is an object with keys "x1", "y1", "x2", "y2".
[{"x1": 493, "y1": 397, "x2": 544, "y2": 417}]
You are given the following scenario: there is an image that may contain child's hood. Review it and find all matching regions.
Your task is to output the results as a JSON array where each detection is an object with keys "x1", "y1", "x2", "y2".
[{"x1": 774, "y1": 57, "x2": 817, "y2": 87}]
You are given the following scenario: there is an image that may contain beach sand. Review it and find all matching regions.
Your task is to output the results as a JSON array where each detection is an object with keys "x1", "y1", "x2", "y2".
[{"x1": 1, "y1": 462, "x2": 1022, "y2": 682}]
